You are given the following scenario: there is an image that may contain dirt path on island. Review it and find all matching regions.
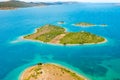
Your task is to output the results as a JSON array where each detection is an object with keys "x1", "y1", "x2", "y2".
[{"x1": 50, "y1": 34, "x2": 66, "y2": 44}]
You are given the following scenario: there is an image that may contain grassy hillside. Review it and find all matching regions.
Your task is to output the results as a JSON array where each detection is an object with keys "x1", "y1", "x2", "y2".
[
  {"x1": 60, "y1": 31, "x2": 105, "y2": 44},
  {"x1": 0, "y1": 1, "x2": 45, "y2": 8},
  {"x1": 24, "y1": 24, "x2": 65, "y2": 42}
]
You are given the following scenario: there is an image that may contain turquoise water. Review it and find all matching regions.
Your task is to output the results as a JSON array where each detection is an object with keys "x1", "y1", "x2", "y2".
[{"x1": 0, "y1": 3, "x2": 120, "y2": 80}]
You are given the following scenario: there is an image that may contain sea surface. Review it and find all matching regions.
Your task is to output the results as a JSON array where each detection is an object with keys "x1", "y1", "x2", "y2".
[{"x1": 0, "y1": 3, "x2": 120, "y2": 80}]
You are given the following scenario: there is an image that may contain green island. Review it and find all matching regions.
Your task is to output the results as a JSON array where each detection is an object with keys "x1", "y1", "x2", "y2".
[
  {"x1": 20, "y1": 63, "x2": 87, "y2": 80},
  {"x1": 24, "y1": 24, "x2": 106, "y2": 45},
  {"x1": 73, "y1": 22, "x2": 107, "y2": 27},
  {"x1": 57, "y1": 21, "x2": 65, "y2": 24},
  {"x1": 73, "y1": 22, "x2": 96, "y2": 27}
]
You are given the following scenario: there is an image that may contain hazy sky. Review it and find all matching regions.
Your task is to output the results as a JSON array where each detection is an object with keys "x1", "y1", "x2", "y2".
[{"x1": 0, "y1": 0, "x2": 120, "y2": 3}]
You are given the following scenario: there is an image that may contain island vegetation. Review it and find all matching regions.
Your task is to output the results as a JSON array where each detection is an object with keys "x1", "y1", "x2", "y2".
[
  {"x1": 73, "y1": 22, "x2": 96, "y2": 27},
  {"x1": 24, "y1": 24, "x2": 106, "y2": 45},
  {"x1": 20, "y1": 63, "x2": 87, "y2": 80},
  {"x1": 0, "y1": 0, "x2": 43, "y2": 10},
  {"x1": 57, "y1": 21, "x2": 65, "y2": 24},
  {"x1": 60, "y1": 31, "x2": 105, "y2": 45},
  {"x1": 24, "y1": 24, "x2": 65, "y2": 42},
  {"x1": 73, "y1": 22, "x2": 107, "y2": 27}
]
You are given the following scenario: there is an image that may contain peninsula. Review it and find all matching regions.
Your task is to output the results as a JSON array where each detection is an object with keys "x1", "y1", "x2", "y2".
[
  {"x1": 20, "y1": 63, "x2": 87, "y2": 80},
  {"x1": 0, "y1": 1, "x2": 77, "y2": 10},
  {"x1": 24, "y1": 24, "x2": 106, "y2": 45},
  {"x1": 0, "y1": 0, "x2": 46, "y2": 10}
]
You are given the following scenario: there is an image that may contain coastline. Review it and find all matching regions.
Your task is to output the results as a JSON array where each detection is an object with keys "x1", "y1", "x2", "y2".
[
  {"x1": 47, "y1": 63, "x2": 88, "y2": 80},
  {"x1": 10, "y1": 24, "x2": 107, "y2": 46},
  {"x1": 0, "y1": 7, "x2": 16, "y2": 10},
  {"x1": 72, "y1": 24, "x2": 96, "y2": 27},
  {"x1": 0, "y1": 5, "x2": 46, "y2": 11},
  {"x1": 11, "y1": 35, "x2": 107, "y2": 46},
  {"x1": 22, "y1": 35, "x2": 107, "y2": 46},
  {"x1": 20, "y1": 25, "x2": 107, "y2": 46},
  {"x1": 20, "y1": 63, "x2": 88, "y2": 80},
  {"x1": 72, "y1": 24, "x2": 108, "y2": 28},
  {"x1": 20, "y1": 66, "x2": 35, "y2": 80}
]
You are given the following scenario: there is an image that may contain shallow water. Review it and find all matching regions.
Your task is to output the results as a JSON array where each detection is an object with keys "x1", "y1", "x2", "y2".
[{"x1": 0, "y1": 3, "x2": 120, "y2": 80}]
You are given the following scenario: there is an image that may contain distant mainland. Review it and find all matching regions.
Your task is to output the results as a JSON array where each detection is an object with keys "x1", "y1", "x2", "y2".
[
  {"x1": 0, "y1": 0, "x2": 77, "y2": 10},
  {"x1": 24, "y1": 24, "x2": 106, "y2": 45},
  {"x1": 20, "y1": 63, "x2": 87, "y2": 80},
  {"x1": 0, "y1": 0, "x2": 40, "y2": 10}
]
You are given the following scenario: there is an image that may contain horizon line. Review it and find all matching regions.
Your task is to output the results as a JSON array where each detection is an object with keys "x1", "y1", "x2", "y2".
[{"x1": 0, "y1": 0, "x2": 120, "y2": 3}]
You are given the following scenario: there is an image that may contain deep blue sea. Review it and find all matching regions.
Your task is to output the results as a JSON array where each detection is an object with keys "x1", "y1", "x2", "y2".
[{"x1": 0, "y1": 3, "x2": 120, "y2": 80}]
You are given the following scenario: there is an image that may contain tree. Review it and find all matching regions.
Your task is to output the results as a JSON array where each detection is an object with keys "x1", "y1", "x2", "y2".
[{"x1": 37, "y1": 63, "x2": 42, "y2": 66}]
